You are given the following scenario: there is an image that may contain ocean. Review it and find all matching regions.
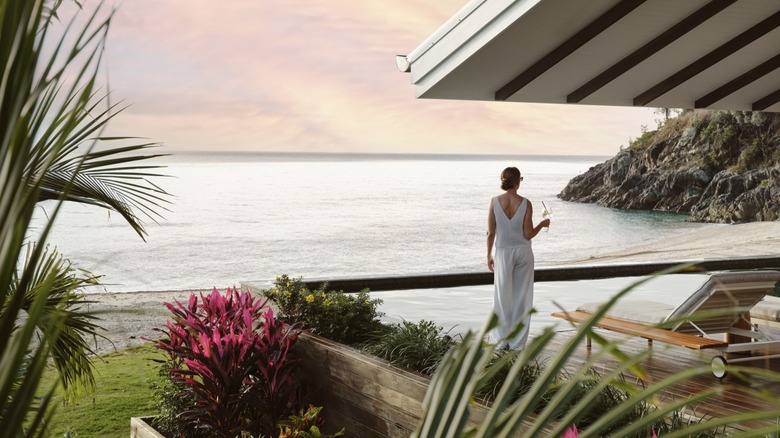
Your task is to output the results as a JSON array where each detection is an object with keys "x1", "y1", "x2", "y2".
[{"x1": 33, "y1": 152, "x2": 718, "y2": 295}]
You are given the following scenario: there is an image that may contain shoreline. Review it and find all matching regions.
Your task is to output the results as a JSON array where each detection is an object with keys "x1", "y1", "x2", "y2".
[
  {"x1": 558, "y1": 221, "x2": 780, "y2": 265},
  {"x1": 86, "y1": 221, "x2": 779, "y2": 355}
]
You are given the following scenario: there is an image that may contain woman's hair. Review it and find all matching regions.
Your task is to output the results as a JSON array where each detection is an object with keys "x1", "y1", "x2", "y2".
[{"x1": 500, "y1": 167, "x2": 521, "y2": 190}]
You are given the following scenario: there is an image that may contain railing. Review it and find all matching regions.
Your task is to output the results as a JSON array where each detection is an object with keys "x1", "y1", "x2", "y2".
[{"x1": 301, "y1": 255, "x2": 780, "y2": 293}]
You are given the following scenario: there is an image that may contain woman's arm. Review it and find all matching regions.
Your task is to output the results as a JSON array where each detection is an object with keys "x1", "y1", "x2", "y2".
[
  {"x1": 487, "y1": 198, "x2": 497, "y2": 272},
  {"x1": 523, "y1": 200, "x2": 550, "y2": 240}
]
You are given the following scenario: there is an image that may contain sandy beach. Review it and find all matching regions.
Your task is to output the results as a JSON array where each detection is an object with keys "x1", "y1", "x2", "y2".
[
  {"x1": 560, "y1": 221, "x2": 780, "y2": 266},
  {"x1": 85, "y1": 221, "x2": 780, "y2": 356}
]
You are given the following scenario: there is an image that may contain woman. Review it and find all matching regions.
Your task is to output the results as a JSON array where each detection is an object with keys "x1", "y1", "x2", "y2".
[{"x1": 486, "y1": 166, "x2": 549, "y2": 350}]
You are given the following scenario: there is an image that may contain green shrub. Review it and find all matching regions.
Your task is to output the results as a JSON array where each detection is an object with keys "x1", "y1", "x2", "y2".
[
  {"x1": 265, "y1": 275, "x2": 386, "y2": 345},
  {"x1": 628, "y1": 126, "x2": 656, "y2": 151},
  {"x1": 363, "y1": 320, "x2": 458, "y2": 375}
]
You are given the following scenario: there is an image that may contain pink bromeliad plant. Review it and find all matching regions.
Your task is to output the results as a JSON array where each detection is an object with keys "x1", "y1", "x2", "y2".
[{"x1": 151, "y1": 287, "x2": 300, "y2": 438}]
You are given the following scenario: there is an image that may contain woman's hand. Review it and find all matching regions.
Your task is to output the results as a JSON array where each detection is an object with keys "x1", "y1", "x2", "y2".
[
  {"x1": 541, "y1": 218, "x2": 551, "y2": 229},
  {"x1": 488, "y1": 256, "x2": 495, "y2": 272}
]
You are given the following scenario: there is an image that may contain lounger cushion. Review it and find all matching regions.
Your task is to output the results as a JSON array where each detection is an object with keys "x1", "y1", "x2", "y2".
[
  {"x1": 666, "y1": 272, "x2": 780, "y2": 320},
  {"x1": 750, "y1": 296, "x2": 780, "y2": 322},
  {"x1": 577, "y1": 300, "x2": 673, "y2": 325}
]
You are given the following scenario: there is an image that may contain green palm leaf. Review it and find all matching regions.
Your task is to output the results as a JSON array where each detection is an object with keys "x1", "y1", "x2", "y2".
[{"x1": 12, "y1": 244, "x2": 105, "y2": 396}]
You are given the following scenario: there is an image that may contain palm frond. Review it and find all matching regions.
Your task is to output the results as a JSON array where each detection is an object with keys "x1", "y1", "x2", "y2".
[
  {"x1": 2, "y1": 0, "x2": 169, "y2": 433},
  {"x1": 22, "y1": 2, "x2": 171, "y2": 240},
  {"x1": 12, "y1": 244, "x2": 105, "y2": 396}
]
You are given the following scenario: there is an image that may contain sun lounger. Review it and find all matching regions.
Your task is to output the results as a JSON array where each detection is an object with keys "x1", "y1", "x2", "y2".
[{"x1": 552, "y1": 270, "x2": 780, "y2": 378}]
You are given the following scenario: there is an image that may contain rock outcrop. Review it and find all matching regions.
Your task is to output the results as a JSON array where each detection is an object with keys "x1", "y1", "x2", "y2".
[{"x1": 559, "y1": 110, "x2": 780, "y2": 223}]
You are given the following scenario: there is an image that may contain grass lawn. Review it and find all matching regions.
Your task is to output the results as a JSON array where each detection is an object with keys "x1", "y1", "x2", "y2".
[{"x1": 40, "y1": 344, "x2": 163, "y2": 437}]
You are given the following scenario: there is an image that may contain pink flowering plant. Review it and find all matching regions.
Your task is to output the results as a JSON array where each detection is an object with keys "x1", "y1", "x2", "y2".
[{"x1": 150, "y1": 287, "x2": 301, "y2": 438}]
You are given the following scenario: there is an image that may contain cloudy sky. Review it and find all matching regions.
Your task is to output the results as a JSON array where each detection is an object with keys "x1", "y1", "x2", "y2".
[{"x1": 64, "y1": 0, "x2": 658, "y2": 155}]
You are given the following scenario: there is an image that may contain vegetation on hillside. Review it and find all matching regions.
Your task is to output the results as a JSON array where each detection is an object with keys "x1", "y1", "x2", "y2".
[{"x1": 628, "y1": 109, "x2": 780, "y2": 173}]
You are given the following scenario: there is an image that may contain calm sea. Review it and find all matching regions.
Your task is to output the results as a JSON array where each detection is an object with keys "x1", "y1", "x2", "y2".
[{"x1": 33, "y1": 152, "x2": 717, "y2": 294}]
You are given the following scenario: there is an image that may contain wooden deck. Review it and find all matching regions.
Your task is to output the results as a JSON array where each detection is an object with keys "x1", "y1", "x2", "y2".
[{"x1": 545, "y1": 327, "x2": 780, "y2": 432}]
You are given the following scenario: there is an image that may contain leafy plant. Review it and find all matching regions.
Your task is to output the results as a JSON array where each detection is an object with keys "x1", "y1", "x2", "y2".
[
  {"x1": 277, "y1": 405, "x2": 346, "y2": 438},
  {"x1": 264, "y1": 275, "x2": 385, "y2": 345},
  {"x1": 364, "y1": 320, "x2": 458, "y2": 375},
  {"x1": 150, "y1": 287, "x2": 301, "y2": 438},
  {"x1": 413, "y1": 268, "x2": 780, "y2": 437}
]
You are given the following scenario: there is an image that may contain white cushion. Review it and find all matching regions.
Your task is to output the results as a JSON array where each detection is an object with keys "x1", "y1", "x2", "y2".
[{"x1": 667, "y1": 271, "x2": 780, "y2": 320}]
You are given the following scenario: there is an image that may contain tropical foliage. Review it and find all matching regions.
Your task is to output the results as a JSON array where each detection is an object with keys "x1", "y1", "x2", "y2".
[
  {"x1": 150, "y1": 288, "x2": 302, "y2": 438},
  {"x1": 1, "y1": 0, "x2": 168, "y2": 435}
]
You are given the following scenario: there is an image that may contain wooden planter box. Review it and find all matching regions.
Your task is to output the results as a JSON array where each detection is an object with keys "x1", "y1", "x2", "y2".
[
  {"x1": 130, "y1": 417, "x2": 165, "y2": 438},
  {"x1": 294, "y1": 332, "x2": 544, "y2": 437}
]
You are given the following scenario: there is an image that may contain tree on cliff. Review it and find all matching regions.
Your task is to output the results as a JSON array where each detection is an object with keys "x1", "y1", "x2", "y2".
[{"x1": 559, "y1": 110, "x2": 779, "y2": 223}]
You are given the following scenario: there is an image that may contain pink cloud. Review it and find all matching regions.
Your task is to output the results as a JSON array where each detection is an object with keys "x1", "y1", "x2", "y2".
[{"x1": 65, "y1": 0, "x2": 657, "y2": 154}]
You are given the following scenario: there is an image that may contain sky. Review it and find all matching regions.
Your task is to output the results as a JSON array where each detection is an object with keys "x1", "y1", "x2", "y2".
[{"x1": 59, "y1": 0, "x2": 659, "y2": 156}]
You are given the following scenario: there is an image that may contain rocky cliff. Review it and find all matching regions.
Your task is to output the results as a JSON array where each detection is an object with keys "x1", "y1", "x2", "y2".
[{"x1": 559, "y1": 110, "x2": 780, "y2": 223}]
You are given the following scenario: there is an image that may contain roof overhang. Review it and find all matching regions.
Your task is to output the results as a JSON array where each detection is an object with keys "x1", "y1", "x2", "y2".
[{"x1": 398, "y1": 0, "x2": 780, "y2": 112}]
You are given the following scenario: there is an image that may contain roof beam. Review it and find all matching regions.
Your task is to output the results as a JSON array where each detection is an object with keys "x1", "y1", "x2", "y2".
[
  {"x1": 695, "y1": 53, "x2": 780, "y2": 108},
  {"x1": 753, "y1": 89, "x2": 780, "y2": 111},
  {"x1": 495, "y1": 0, "x2": 647, "y2": 102},
  {"x1": 634, "y1": 10, "x2": 780, "y2": 107},
  {"x1": 567, "y1": 0, "x2": 737, "y2": 104}
]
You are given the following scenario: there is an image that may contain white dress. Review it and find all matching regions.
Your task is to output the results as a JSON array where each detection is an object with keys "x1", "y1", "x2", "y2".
[{"x1": 490, "y1": 196, "x2": 534, "y2": 350}]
